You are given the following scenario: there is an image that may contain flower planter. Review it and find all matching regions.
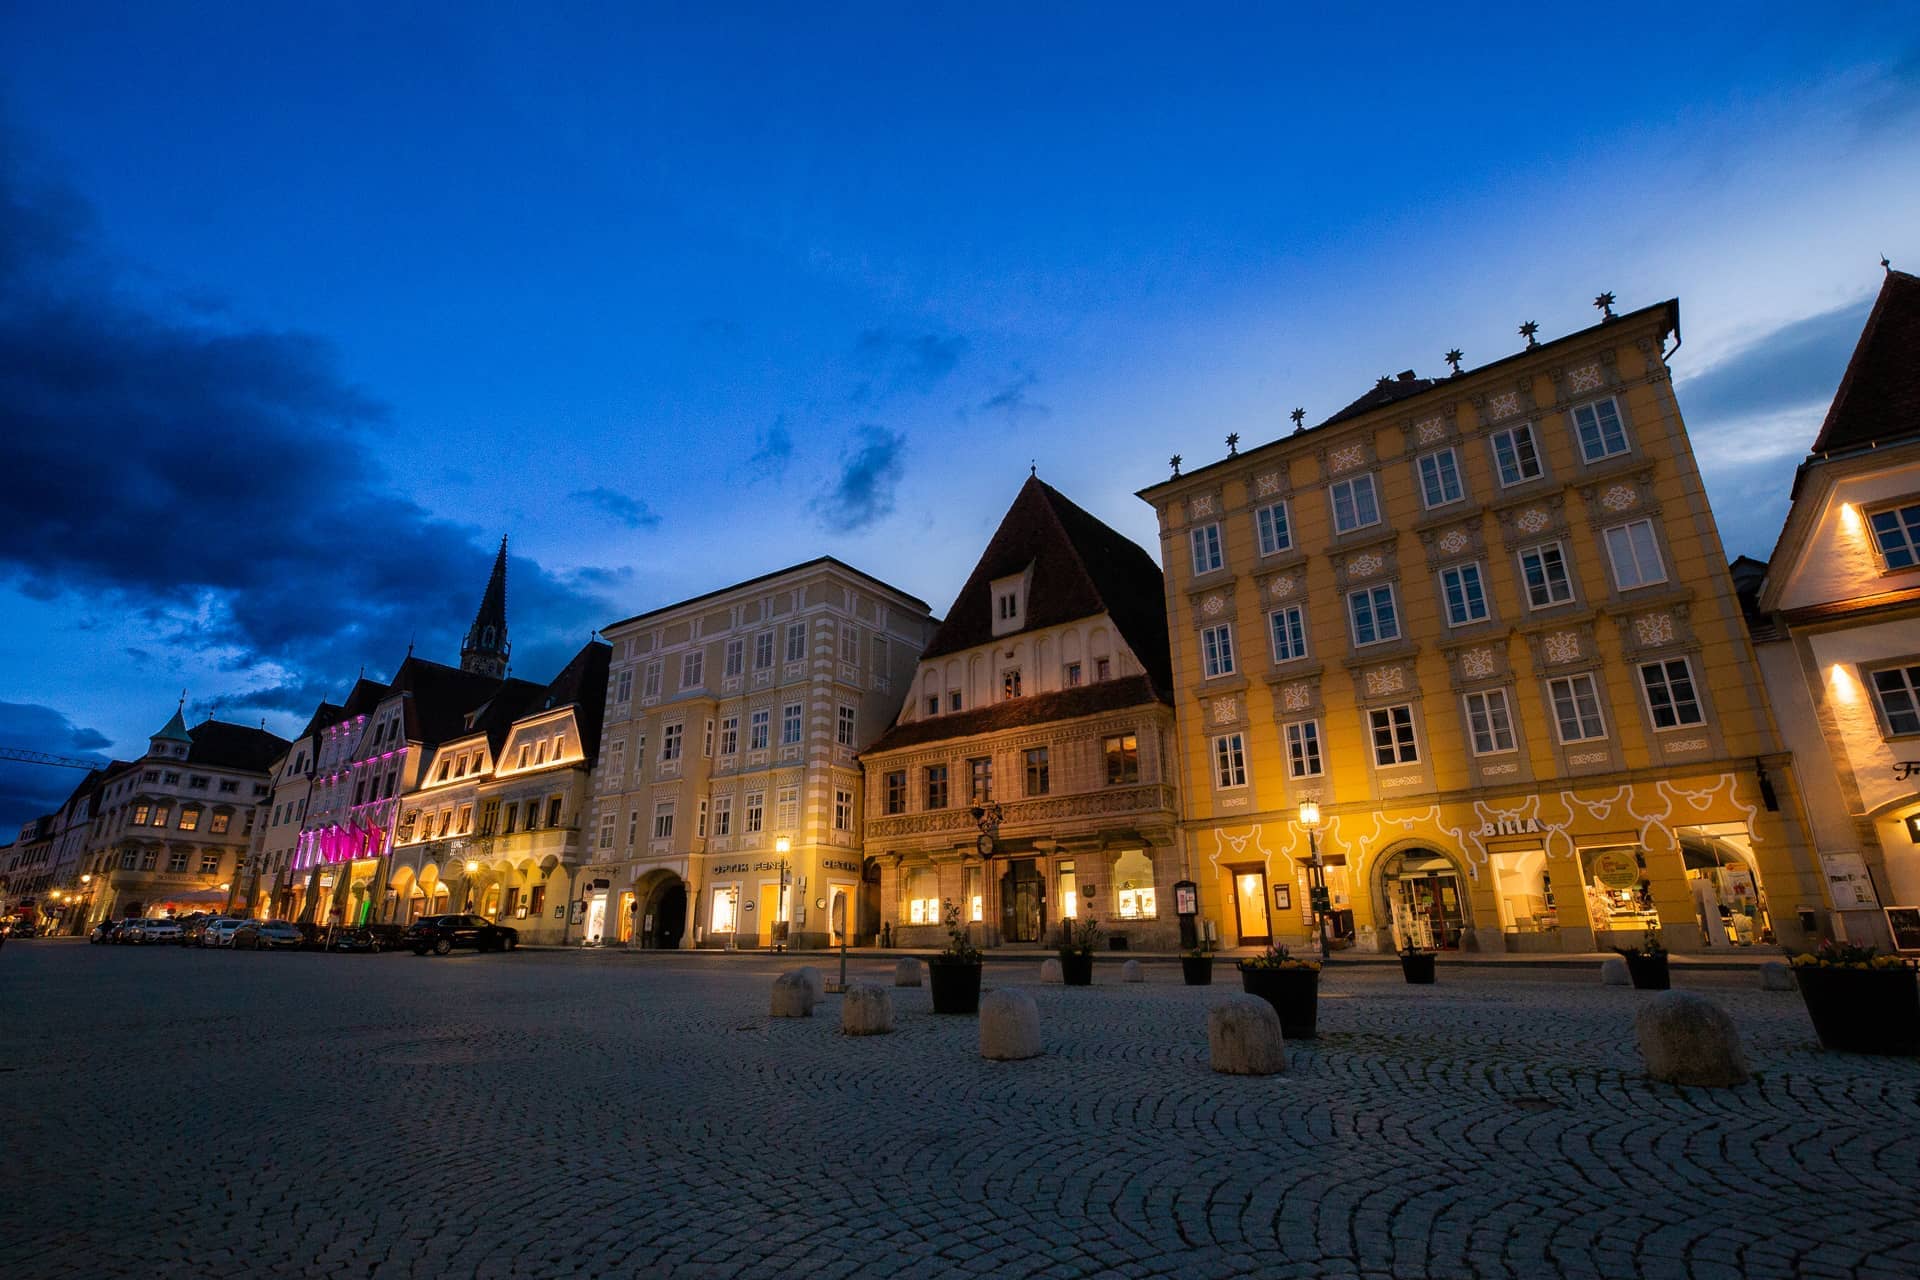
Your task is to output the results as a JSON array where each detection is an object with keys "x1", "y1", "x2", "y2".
[
  {"x1": 1239, "y1": 966, "x2": 1319, "y2": 1040},
  {"x1": 1400, "y1": 952, "x2": 1436, "y2": 985},
  {"x1": 1059, "y1": 951, "x2": 1095, "y2": 986},
  {"x1": 1181, "y1": 956, "x2": 1215, "y2": 986},
  {"x1": 1794, "y1": 965, "x2": 1920, "y2": 1055},
  {"x1": 926, "y1": 960, "x2": 982, "y2": 1015},
  {"x1": 1621, "y1": 951, "x2": 1670, "y2": 990}
]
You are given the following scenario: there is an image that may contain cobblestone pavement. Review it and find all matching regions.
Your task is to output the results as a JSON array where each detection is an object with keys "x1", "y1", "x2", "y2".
[{"x1": 2, "y1": 945, "x2": 1916, "y2": 1280}]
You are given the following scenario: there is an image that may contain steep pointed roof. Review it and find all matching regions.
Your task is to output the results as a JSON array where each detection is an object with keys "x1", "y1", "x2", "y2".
[
  {"x1": 536, "y1": 639, "x2": 612, "y2": 765},
  {"x1": 152, "y1": 702, "x2": 193, "y2": 744},
  {"x1": 1808, "y1": 268, "x2": 1920, "y2": 456},
  {"x1": 920, "y1": 477, "x2": 1171, "y2": 690},
  {"x1": 462, "y1": 536, "x2": 511, "y2": 666}
]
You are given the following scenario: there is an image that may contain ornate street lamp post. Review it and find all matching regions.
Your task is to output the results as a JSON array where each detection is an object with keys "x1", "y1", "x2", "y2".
[
  {"x1": 774, "y1": 836, "x2": 792, "y2": 953},
  {"x1": 1299, "y1": 801, "x2": 1330, "y2": 961}
]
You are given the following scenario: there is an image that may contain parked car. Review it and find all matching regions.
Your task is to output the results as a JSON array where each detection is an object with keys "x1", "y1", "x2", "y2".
[
  {"x1": 177, "y1": 914, "x2": 214, "y2": 946},
  {"x1": 403, "y1": 914, "x2": 519, "y2": 955},
  {"x1": 327, "y1": 927, "x2": 386, "y2": 953},
  {"x1": 88, "y1": 919, "x2": 119, "y2": 944},
  {"x1": 107, "y1": 918, "x2": 144, "y2": 943},
  {"x1": 232, "y1": 920, "x2": 305, "y2": 951},
  {"x1": 203, "y1": 918, "x2": 250, "y2": 948},
  {"x1": 139, "y1": 919, "x2": 184, "y2": 944}
]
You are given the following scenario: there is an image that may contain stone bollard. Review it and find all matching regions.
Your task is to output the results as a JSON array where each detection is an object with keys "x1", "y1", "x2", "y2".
[
  {"x1": 794, "y1": 966, "x2": 827, "y2": 1003},
  {"x1": 1040, "y1": 958, "x2": 1063, "y2": 984},
  {"x1": 1121, "y1": 959, "x2": 1144, "y2": 983},
  {"x1": 979, "y1": 989, "x2": 1042, "y2": 1061},
  {"x1": 894, "y1": 958, "x2": 923, "y2": 987},
  {"x1": 1635, "y1": 990, "x2": 1750, "y2": 1087},
  {"x1": 1208, "y1": 995, "x2": 1287, "y2": 1076},
  {"x1": 1601, "y1": 956, "x2": 1631, "y2": 987},
  {"x1": 770, "y1": 971, "x2": 815, "y2": 1018},
  {"x1": 1759, "y1": 961, "x2": 1794, "y2": 992},
  {"x1": 840, "y1": 984, "x2": 894, "y2": 1036}
]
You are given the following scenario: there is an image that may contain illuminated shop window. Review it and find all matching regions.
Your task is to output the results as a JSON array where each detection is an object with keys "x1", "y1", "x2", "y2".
[
  {"x1": 710, "y1": 885, "x2": 739, "y2": 934},
  {"x1": 1115, "y1": 850, "x2": 1156, "y2": 920},
  {"x1": 904, "y1": 867, "x2": 939, "y2": 924}
]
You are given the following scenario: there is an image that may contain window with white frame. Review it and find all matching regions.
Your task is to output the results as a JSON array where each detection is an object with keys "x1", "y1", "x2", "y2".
[
  {"x1": 904, "y1": 867, "x2": 940, "y2": 924},
  {"x1": 724, "y1": 638, "x2": 745, "y2": 678},
  {"x1": 1190, "y1": 523, "x2": 1224, "y2": 575},
  {"x1": 1603, "y1": 519, "x2": 1666, "y2": 589},
  {"x1": 1639, "y1": 658, "x2": 1705, "y2": 729},
  {"x1": 834, "y1": 788, "x2": 853, "y2": 831},
  {"x1": 1417, "y1": 447, "x2": 1464, "y2": 508},
  {"x1": 652, "y1": 801, "x2": 675, "y2": 840},
  {"x1": 837, "y1": 705, "x2": 856, "y2": 746},
  {"x1": 696, "y1": 798, "x2": 708, "y2": 838},
  {"x1": 745, "y1": 791, "x2": 764, "y2": 833},
  {"x1": 626, "y1": 808, "x2": 638, "y2": 847},
  {"x1": 785, "y1": 621, "x2": 807, "y2": 662},
  {"x1": 1439, "y1": 563, "x2": 1490, "y2": 625},
  {"x1": 1869, "y1": 502, "x2": 1920, "y2": 569},
  {"x1": 1462, "y1": 688, "x2": 1517, "y2": 755},
  {"x1": 1201, "y1": 624, "x2": 1236, "y2": 677},
  {"x1": 840, "y1": 625, "x2": 859, "y2": 664},
  {"x1": 701, "y1": 719, "x2": 714, "y2": 757},
  {"x1": 720, "y1": 716, "x2": 739, "y2": 755},
  {"x1": 1519, "y1": 541, "x2": 1575, "y2": 609},
  {"x1": 1255, "y1": 501, "x2": 1292, "y2": 555},
  {"x1": 1548, "y1": 674, "x2": 1608, "y2": 743},
  {"x1": 1330, "y1": 475, "x2": 1380, "y2": 533},
  {"x1": 1572, "y1": 397, "x2": 1629, "y2": 461},
  {"x1": 749, "y1": 709, "x2": 770, "y2": 751},
  {"x1": 755, "y1": 631, "x2": 774, "y2": 669},
  {"x1": 681, "y1": 650, "x2": 704, "y2": 689},
  {"x1": 1269, "y1": 605, "x2": 1308, "y2": 662},
  {"x1": 642, "y1": 661, "x2": 662, "y2": 699},
  {"x1": 1369, "y1": 705, "x2": 1419, "y2": 765},
  {"x1": 776, "y1": 785, "x2": 799, "y2": 830},
  {"x1": 1284, "y1": 719, "x2": 1323, "y2": 777},
  {"x1": 1212, "y1": 732, "x2": 1248, "y2": 788},
  {"x1": 661, "y1": 723, "x2": 682, "y2": 761},
  {"x1": 1347, "y1": 585, "x2": 1400, "y2": 645},
  {"x1": 1870, "y1": 664, "x2": 1920, "y2": 735},
  {"x1": 1491, "y1": 423, "x2": 1544, "y2": 485},
  {"x1": 613, "y1": 669, "x2": 633, "y2": 703},
  {"x1": 712, "y1": 794, "x2": 732, "y2": 836},
  {"x1": 781, "y1": 703, "x2": 803, "y2": 745},
  {"x1": 1001, "y1": 668, "x2": 1023, "y2": 699}
]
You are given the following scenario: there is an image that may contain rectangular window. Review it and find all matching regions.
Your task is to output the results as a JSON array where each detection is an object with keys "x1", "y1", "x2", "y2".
[
  {"x1": 132, "y1": 803, "x2": 150, "y2": 825},
  {"x1": 948, "y1": 690, "x2": 962, "y2": 711},
  {"x1": 1417, "y1": 447, "x2": 1464, "y2": 507},
  {"x1": 781, "y1": 703, "x2": 803, "y2": 745},
  {"x1": 755, "y1": 631, "x2": 775, "y2": 669},
  {"x1": 208, "y1": 812, "x2": 231, "y2": 835},
  {"x1": 968, "y1": 756, "x2": 993, "y2": 802},
  {"x1": 608, "y1": 738, "x2": 626, "y2": 778},
  {"x1": 703, "y1": 718, "x2": 714, "y2": 757},
  {"x1": 1001, "y1": 668, "x2": 1022, "y2": 699},
  {"x1": 140, "y1": 848, "x2": 156, "y2": 871},
  {"x1": 1440, "y1": 563, "x2": 1490, "y2": 625},
  {"x1": 188, "y1": 774, "x2": 209, "y2": 790},
  {"x1": 681, "y1": 650, "x2": 704, "y2": 689},
  {"x1": 614, "y1": 669, "x2": 633, "y2": 703},
  {"x1": 1463, "y1": 689, "x2": 1517, "y2": 755},
  {"x1": 904, "y1": 867, "x2": 939, "y2": 925},
  {"x1": 1255, "y1": 501, "x2": 1292, "y2": 555},
  {"x1": 1604, "y1": 520, "x2": 1667, "y2": 590},
  {"x1": 661, "y1": 723, "x2": 683, "y2": 761},
  {"x1": 1104, "y1": 734, "x2": 1139, "y2": 785},
  {"x1": 997, "y1": 592, "x2": 1017, "y2": 621},
  {"x1": 479, "y1": 799, "x2": 499, "y2": 835},
  {"x1": 1548, "y1": 674, "x2": 1608, "y2": 743},
  {"x1": 546, "y1": 797, "x2": 562, "y2": 828},
  {"x1": 598, "y1": 812, "x2": 616, "y2": 850},
  {"x1": 1284, "y1": 719, "x2": 1323, "y2": 778},
  {"x1": 696, "y1": 798, "x2": 708, "y2": 838},
  {"x1": 925, "y1": 695, "x2": 939, "y2": 715},
  {"x1": 166, "y1": 850, "x2": 188, "y2": 873},
  {"x1": 626, "y1": 808, "x2": 639, "y2": 848},
  {"x1": 1369, "y1": 705, "x2": 1419, "y2": 765},
  {"x1": 1024, "y1": 747, "x2": 1050, "y2": 796},
  {"x1": 776, "y1": 786, "x2": 798, "y2": 830},
  {"x1": 1269, "y1": 605, "x2": 1308, "y2": 662},
  {"x1": 925, "y1": 764, "x2": 949, "y2": 810},
  {"x1": 1201, "y1": 624, "x2": 1236, "y2": 677},
  {"x1": 1491, "y1": 423, "x2": 1544, "y2": 485},
  {"x1": 529, "y1": 884, "x2": 546, "y2": 917},
  {"x1": 642, "y1": 661, "x2": 662, "y2": 699},
  {"x1": 840, "y1": 625, "x2": 859, "y2": 664},
  {"x1": 178, "y1": 806, "x2": 200, "y2": 831},
  {"x1": 1347, "y1": 585, "x2": 1401, "y2": 645},
  {"x1": 1869, "y1": 502, "x2": 1920, "y2": 569},
  {"x1": 200, "y1": 852, "x2": 219, "y2": 874},
  {"x1": 1212, "y1": 732, "x2": 1247, "y2": 788},
  {"x1": 745, "y1": 791, "x2": 764, "y2": 833},
  {"x1": 713, "y1": 794, "x2": 733, "y2": 837},
  {"x1": 653, "y1": 801, "x2": 675, "y2": 840},
  {"x1": 1094, "y1": 657, "x2": 1111, "y2": 681},
  {"x1": 834, "y1": 788, "x2": 853, "y2": 832},
  {"x1": 724, "y1": 638, "x2": 745, "y2": 678},
  {"x1": 1519, "y1": 542, "x2": 1575, "y2": 609},
  {"x1": 1190, "y1": 523, "x2": 1224, "y2": 575},
  {"x1": 458, "y1": 804, "x2": 474, "y2": 834},
  {"x1": 884, "y1": 770, "x2": 907, "y2": 815},
  {"x1": 1573, "y1": 397, "x2": 1629, "y2": 462},
  {"x1": 749, "y1": 710, "x2": 770, "y2": 751},
  {"x1": 786, "y1": 621, "x2": 807, "y2": 662},
  {"x1": 1330, "y1": 474, "x2": 1380, "y2": 533},
  {"x1": 1870, "y1": 665, "x2": 1920, "y2": 735},
  {"x1": 1639, "y1": 659, "x2": 1705, "y2": 729},
  {"x1": 1064, "y1": 661, "x2": 1083, "y2": 687},
  {"x1": 720, "y1": 716, "x2": 738, "y2": 755},
  {"x1": 503, "y1": 803, "x2": 518, "y2": 835}
]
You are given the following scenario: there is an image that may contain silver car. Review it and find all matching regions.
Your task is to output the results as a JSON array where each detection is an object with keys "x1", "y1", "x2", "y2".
[
  {"x1": 203, "y1": 918, "x2": 249, "y2": 948},
  {"x1": 139, "y1": 919, "x2": 184, "y2": 944}
]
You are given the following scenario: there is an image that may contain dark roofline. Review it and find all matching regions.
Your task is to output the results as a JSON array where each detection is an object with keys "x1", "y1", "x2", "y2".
[
  {"x1": 1806, "y1": 268, "x2": 1920, "y2": 458},
  {"x1": 604, "y1": 555, "x2": 931, "y2": 631},
  {"x1": 1138, "y1": 297, "x2": 1680, "y2": 499}
]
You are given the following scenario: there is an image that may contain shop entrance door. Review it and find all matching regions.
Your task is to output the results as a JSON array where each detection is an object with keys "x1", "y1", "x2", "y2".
[
  {"x1": 829, "y1": 886, "x2": 849, "y2": 946},
  {"x1": 584, "y1": 892, "x2": 607, "y2": 943},
  {"x1": 757, "y1": 883, "x2": 784, "y2": 948},
  {"x1": 1002, "y1": 860, "x2": 1043, "y2": 943},
  {"x1": 1233, "y1": 869, "x2": 1271, "y2": 946},
  {"x1": 1390, "y1": 868, "x2": 1465, "y2": 949}
]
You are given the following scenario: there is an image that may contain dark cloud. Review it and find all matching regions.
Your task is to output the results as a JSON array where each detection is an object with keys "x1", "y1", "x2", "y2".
[
  {"x1": 852, "y1": 328, "x2": 968, "y2": 394},
  {"x1": 1678, "y1": 296, "x2": 1870, "y2": 427},
  {"x1": 810, "y1": 426, "x2": 907, "y2": 532},
  {"x1": 748, "y1": 418, "x2": 794, "y2": 479},
  {"x1": 570, "y1": 487, "x2": 661, "y2": 530},
  {"x1": 0, "y1": 131, "x2": 617, "y2": 728},
  {"x1": 978, "y1": 372, "x2": 1050, "y2": 421},
  {"x1": 0, "y1": 702, "x2": 114, "y2": 834}
]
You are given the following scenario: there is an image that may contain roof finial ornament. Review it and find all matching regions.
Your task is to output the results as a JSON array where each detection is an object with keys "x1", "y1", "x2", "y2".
[
  {"x1": 1375, "y1": 374, "x2": 1392, "y2": 388},
  {"x1": 1290, "y1": 407, "x2": 1306, "y2": 434},
  {"x1": 1168, "y1": 454, "x2": 1182, "y2": 477},
  {"x1": 406, "y1": 632, "x2": 415, "y2": 660},
  {"x1": 1519, "y1": 320, "x2": 1539, "y2": 348},
  {"x1": 1030, "y1": 459, "x2": 1037, "y2": 477},
  {"x1": 1444, "y1": 348, "x2": 1463, "y2": 376},
  {"x1": 1883, "y1": 254, "x2": 1893, "y2": 275},
  {"x1": 1225, "y1": 432, "x2": 1240, "y2": 456},
  {"x1": 178, "y1": 688, "x2": 187, "y2": 711},
  {"x1": 1595, "y1": 292, "x2": 1617, "y2": 321}
]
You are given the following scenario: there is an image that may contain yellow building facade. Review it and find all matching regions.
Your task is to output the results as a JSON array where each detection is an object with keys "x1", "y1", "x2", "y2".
[{"x1": 1140, "y1": 299, "x2": 1825, "y2": 954}]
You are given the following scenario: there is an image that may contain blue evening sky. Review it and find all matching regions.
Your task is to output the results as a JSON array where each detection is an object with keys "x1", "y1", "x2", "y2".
[{"x1": 2, "y1": 3, "x2": 1917, "y2": 829}]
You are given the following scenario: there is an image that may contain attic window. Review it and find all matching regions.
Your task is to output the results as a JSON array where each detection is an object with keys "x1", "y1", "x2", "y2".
[
  {"x1": 997, "y1": 593, "x2": 1018, "y2": 621},
  {"x1": 989, "y1": 567, "x2": 1032, "y2": 638}
]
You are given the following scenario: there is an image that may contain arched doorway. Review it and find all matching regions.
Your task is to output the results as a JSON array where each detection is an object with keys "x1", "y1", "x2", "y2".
[
  {"x1": 1679, "y1": 836, "x2": 1768, "y2": 946},
  {"x1": 1377, "y1": 847, "x2": 1472, "y2": 950},
  {"x1": 635, "y1": 871, "x2": 687, "y2": 949}
]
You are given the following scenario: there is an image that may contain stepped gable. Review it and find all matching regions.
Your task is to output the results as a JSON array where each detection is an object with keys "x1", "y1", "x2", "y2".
[
  {"x1": 187, "y1": 720, "x2": 292, "y2": 773},
  {"x1": 1809, "y1": 268, "x2": 1920, "y2": 456},
  {"x1": 920, "y1": 476, "x2": 1172, "y2": 691}
]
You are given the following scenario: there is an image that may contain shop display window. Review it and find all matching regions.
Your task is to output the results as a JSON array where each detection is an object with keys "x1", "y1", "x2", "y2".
[
  {"x1": 904, "y1": 867, "x2": 939, "y2": 924},
  {"x1": 710, "y1": 886, "x2": 739, "y2": 934},
  {"x1": 1114, "y1": 850, "x2": 1156, "y2": 919}
]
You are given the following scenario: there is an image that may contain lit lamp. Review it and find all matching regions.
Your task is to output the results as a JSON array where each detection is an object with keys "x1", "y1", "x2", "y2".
[
  {"x1": 465, "y1": 859, "x2": 480, "y2": 912},
  {"x1": 1299, "y1": 800, "x2": 1329, "y2": 961},
  {"x1": 774, "y1": 837, "x2": 792, "y2": 952}
]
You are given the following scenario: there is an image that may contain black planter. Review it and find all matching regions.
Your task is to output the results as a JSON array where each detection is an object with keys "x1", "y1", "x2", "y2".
[
  {"x1": 1060, "y1": 950, "x2": 1095, "y2": 986},
  {"x1": 926, "y1": 960, "x2": 982, "y2": 1015},
  {"x1": 1400, "y1": 952, "x2": 1436, "y2": 985},
  {"x1": 1239, "y1": 965, "x2": 1319, "y2": 1039},
  {"x1": 1181, "y1": 956, "x2": 1215, "y2": 986},
  {"x1": 1621, "y1": 951, "x2": 1670, "y2": 990},
  {"x1": 1794, "y1": 965, "x2": 1920, "y2": 1055}
]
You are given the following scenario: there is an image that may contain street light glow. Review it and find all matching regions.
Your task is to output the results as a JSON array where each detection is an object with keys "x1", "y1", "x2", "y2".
[
  {"x1": 1298, "y1": 800, "x2": 1321, "y2": 828},
  {"x1": 774, "y1": 837, "x2": 791, "y2": 854}
]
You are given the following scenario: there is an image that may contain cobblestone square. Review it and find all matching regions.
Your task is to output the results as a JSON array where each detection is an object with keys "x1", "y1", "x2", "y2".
[{"x1": 3, "y1": 945, "x2": 1917, "y2": 1279}]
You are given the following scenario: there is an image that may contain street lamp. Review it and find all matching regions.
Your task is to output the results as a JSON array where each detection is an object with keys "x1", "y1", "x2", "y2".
[
  {"x1": 774, "y1": 837, "x2": 791, "y2": 953},
  {"x1": 1299, "y1": 801, "x2": 1329, "y2": 961},
  {"x1": 465, "y1": 859, "x2": 480, "y2": 912}
]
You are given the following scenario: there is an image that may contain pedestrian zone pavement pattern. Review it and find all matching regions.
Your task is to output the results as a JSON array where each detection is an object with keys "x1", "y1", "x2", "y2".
[{"x1": 1, "y1": 947, "x2": 1915, "y2": 1280}]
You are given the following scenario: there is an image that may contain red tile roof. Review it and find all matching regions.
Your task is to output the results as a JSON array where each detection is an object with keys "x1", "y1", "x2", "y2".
[{"x1": 1810, "y1": 269, "x2": 1920, "y2": 455}]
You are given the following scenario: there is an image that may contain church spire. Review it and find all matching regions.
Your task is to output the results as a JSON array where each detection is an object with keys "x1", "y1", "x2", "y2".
[{"x1": 461, "y1": 536, "x2": 511, "y2": 677}]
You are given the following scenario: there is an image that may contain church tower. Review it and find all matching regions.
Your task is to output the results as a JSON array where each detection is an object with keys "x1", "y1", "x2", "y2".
[{"x1": 460, "y1": 536, "x2": 511, "y2": 677}]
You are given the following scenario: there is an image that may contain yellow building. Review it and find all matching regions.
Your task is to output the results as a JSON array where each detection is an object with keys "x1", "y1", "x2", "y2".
[{"x1": 1139, "y1": 297, "x2": 1824, "y2": 954}]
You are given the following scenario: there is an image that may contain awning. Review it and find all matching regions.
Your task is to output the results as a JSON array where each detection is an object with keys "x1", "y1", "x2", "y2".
[{"x1": 153, "y1": 889, "x2": 230, "y2": 906}]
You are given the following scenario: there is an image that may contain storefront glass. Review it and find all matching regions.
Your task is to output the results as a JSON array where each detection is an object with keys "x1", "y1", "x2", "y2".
[
  {"x1": 1582, "y1": 846, "x2": 1657, "y2": 940},
  {"x1": 1382, "y1": 850, "x2": 1466, "y2": 949},
  {"x1": 710, "y1": 884, "x2": 739, "y2": 934},
  {"x1": 904, "y1": 868, "x2": 939, "y2": 923},
  {"x1": 1115, "y1": 850, "x2": 1155, "y2": 919},
  {"x1": 1059, "y1": 860, "x2": 1078, "y2": 919}
]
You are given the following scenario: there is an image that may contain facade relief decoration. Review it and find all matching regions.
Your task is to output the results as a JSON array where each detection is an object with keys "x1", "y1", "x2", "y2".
[
  {"x1": 1567, "y1": 363, "x2": 1604, "y2": 394},
  {"x1": 1268, "y1": 575, "x2": 1298, "y2": 600},
  {"x1": 1210, "y1": 695, "x2": 1240, "y2": 725},
  {"x1": 1486, "y1": 390, "x2": 1520, "y2": 420},
  {"x1": 1281, "y1": 681, "x2": 1315, "y2": 712},
  {"x1": 1459, "y1": 647, "x2": 1498, "y2": 680},
  {"x1": 1255, "y1": 471, "x2": 1285, "y2": 498},
  {"x1": 1187, "y1": 493, "x2": 1215, "y2": 521},
  {"x1": 1363, "y1": 665, "x2": 1409, "y2": 698},
  {"x1": 1414, "y1": 415, "x2": 1448, "y2": 445},
  {"x1": 1328, "y1": 443, "x2": 1367, "y2": 474},
  {"x1": 1543, "y1": 631, "x2": 1583, "y2": 665}
]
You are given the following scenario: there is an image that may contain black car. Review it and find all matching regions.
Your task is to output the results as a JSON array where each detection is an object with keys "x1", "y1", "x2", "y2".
[
  {"x1": 403, "y1": 914, "x2": 519, "y2": 955},
  {"x1": 327, "y1": 927, "x2": 386, "y2": 953}
]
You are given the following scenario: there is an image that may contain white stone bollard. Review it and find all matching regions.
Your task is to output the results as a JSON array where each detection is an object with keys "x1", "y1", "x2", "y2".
[
  {"x1": 1601, "y1": 956, "x2": 1631, "y2": 986},
  {"x1": 1759, "y1": 961, "x2": 1794, "y2": 992},
  {"x1": 840, "y1": 984, "x2": 894, "y2": 1036},
  {"x1": 1121, "y1": 959, "x2": 1145, "y2": 983},
  {"x1": 894, "y1": 958, "x2": 923, "y2": 987},
  {"x1": 1635, "y1": 990, "x2": 1750, "y2": 1087},
  {"x1": 1208, "y1": 995, "x2": 1287, "y2": 1076},
  {"x1": 979, "y1": 989, "x2": 1042, "y2": 1061},
  {"x1": 794, "y1": 965, "x2": 827, "y2": 1003},
  {"x1": 1040, "y1": 957, "x2": 1063, "y2": 984},
  {"x1": 770, "y1": 971, "x2": 815, "y2": 1018}
]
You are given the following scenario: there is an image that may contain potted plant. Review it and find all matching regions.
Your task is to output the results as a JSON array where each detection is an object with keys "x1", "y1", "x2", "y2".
[
  {"x1": 1615, "y1": 928, "x2": 1670, "y2": 990},
  {"x1": 1181, "y1": 946, "x2": 1214, "y2": 986},
  {"x1": 1059, "y1": 917, "x2": 1100, "y2": 986},
  {"x1": 1789, "y1": 939, "x2": 1920, "y2": 1055},
  {"x1": 1398, "y1": 939, "x2": 1436, "y2": 985},
  {"x1": 1237, "y1": 944, "x2": 1321, "y2": 1039},
  {"x1": 926, "y1": 900, "x2": 983, "y2": 1015}
]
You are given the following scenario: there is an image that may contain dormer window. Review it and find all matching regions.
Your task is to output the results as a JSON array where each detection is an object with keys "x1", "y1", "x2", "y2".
[
  {"x1": 989, "y1": 567, "x2": 1033, "y2": 638},
  {"x1": 1002, "y1": 669, "x2": 1023, "y2": 700}
]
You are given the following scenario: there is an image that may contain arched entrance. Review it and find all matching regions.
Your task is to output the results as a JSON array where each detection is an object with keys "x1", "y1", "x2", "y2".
[
  {"x1": 1679, "y1": 836, "x2": 1769, "y2": 946},
  {"x1": 635, "y1": 871, "x2": 687, "y2": 949},
  {"x1": 1376, "y1": 846, "x2": 1472, "y2": 950}
]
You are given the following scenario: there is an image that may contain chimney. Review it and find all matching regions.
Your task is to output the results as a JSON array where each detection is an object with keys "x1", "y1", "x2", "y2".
[{"x1": 1397, "y1": 370, "x2": 1418, "y2": 382}]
